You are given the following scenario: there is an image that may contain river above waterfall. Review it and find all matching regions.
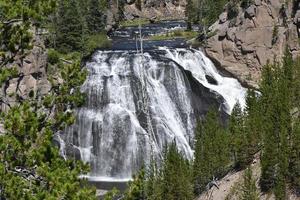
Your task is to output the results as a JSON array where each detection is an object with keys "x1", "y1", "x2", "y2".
[
  {"x1": 57, "y1": 20, "x2": 247, "y2": 184},
  {"x1": 110, "y1": 20, "x2": 197, "y2": 50}
]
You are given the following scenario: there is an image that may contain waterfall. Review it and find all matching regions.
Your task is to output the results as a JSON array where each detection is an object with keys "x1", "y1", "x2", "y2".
[{"x1": 59, "y1": 48, "x2": 247, "y2": 181}]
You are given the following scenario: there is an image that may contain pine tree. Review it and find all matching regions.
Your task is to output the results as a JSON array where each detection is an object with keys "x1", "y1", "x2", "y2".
[
  {"x1": 193, "y1": 108, "x2": 230, "y2": 194},
  {"x1": 161, "y1": 142, "x2": 193, "y2": 200},
  {"x1": 0, "y1": 44, "x2": 94, "y2": 198},
  {"x1": 193, "y1": 121, "x2": 209, "y2": 194},
  {"x1": 145, "y1": 159, "x2": 163, "y2": 200},
  {"x1": 285, "y1": 54, "x2": 300, "y2": 194},
  {"x1": 124, "y1": 142, "x2": 193, "y2": 200},
  {"x1": 55, "y1": 0, "x2": 85, "y2": 52},
  {"x1": 259, "y1": 63, "x2": 279, "y2": 192},
  {"x1": 292, "y1": 58, "x2": 300, "y2": 108},
  {"x1": 244, "y1": 89, "x2": 261, "y2": 157},
  {"x1": 259, "y1": 51, "x2": 294, "y2": 198},
  {"x1": 289, "y1": 121, "x2": 300, "y2": 194},
  {"x1": 0, "y1": 101, "x2": 96, "y2": 199},
  {"x1": 240, "y1": 167, "x2": 260, "y2": 200},
  {"x1": 229, "y1": 102, "x2": 249, "y2": 169},
  {"x1": 0, "y1": 0, "x2": 56, "y2": 65},
  {"x1": 86, "y1": 0, "x2": 107, "y2": 34},
  {"x1": 124, "y1": 168, "x2": 146, "y2": 200}
]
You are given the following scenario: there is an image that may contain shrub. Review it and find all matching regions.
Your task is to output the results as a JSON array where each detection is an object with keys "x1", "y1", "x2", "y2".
[
  {"x1": 84, "y1": 33, "x2": 111, "y2": 56},
  {"x1": 47, "y1": 49, "x2": 60, "y2": 65}
]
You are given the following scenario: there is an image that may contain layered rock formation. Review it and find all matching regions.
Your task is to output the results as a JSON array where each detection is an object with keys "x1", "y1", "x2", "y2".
[
  {"x1": 0, "y1": 30, "x2": 52, "y2": 136},
  {"x1": 106, "y1": 0, "x2": 187, "y2": 31},
  {"x1": 124, "y1": 0, "x2": 186, "y2": 20},
  {"x1": 0, "y1": 31, "x2": 51, "y2": 112},
  {"x1": 0, "y1": 30, "x2": 51, "y2": 111},
  {"x1": 205, "y1": 0, "x2": 300, "y2": 88}
]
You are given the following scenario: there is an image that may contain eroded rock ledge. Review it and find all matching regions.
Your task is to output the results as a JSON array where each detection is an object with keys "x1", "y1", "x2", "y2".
[{"x1": 205, "y1": 0, "x2": 300, "y2": 88}]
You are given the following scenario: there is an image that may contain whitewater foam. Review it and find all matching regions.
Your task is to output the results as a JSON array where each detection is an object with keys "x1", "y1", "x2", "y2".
[{"x1": 60, "y1": 48, "x2": 247, "y2": 181}]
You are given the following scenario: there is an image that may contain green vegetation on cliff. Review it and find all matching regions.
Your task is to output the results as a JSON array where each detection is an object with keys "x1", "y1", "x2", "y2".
[
  {"x1": 149, "y1": 30, "x2": 198, "y2": 41},
  {"x1": 0, "y1": 0, "x2": 99, "y2": 199},
  {"x1": 186, "y1": 0, "x2": 228, "y2": 29},
  {"x1": 51, "y1": 0, "x2": 110, "y2": 54}
]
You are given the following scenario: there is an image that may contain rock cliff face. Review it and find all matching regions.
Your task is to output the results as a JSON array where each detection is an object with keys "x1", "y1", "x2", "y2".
[
  {"x1": 124, "y1": 0, "x2": 186, "y2": 20},
  {"x1": 205, "y1": 0, "x2": 300, "y2": 88},
  {"x1": 106, "y1": 0, "x2": 186, "y2": 31},
  {"x1": 0, "y1": 32, "x2": 51, "y2": 112}
]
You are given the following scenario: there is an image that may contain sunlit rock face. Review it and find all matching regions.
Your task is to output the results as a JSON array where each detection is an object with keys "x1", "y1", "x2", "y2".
[{"x1": 58, "y1": 48, "x2": 246, "y2": 181}]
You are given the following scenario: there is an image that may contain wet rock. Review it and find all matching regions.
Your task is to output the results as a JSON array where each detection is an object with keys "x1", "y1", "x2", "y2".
[
  {"x1": 65, "y1": 145, "x2": 81, "y2": 160},
  {"x1": 205, "y1": 75, "x2": 218, "y2": 85}
]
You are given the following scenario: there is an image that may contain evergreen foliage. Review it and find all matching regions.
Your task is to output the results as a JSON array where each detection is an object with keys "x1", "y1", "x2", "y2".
[
  {"x1": 55, "y1": 0, "x2": 85, "y2": 53},
  {"x1": 160, "y1": 142, "x2": 194, "y2": 200},
  {"x1": 186, "y1": 0, "x2": 196, "y2": 30},
  {"x1": 47, "y1": 49, "x2": 60, "y2": 65},
  {"x1": 229, "y1": 102, "x2": 250, "y2": 170},
  {"x1": 0, "y1": 0, "x2": 97, "y2": 198},
  {"x1": 256, "y1": 50, "x2": 300, "y2": 199},
  {"x1": 0, "y1": 49, "x2": 95, "y2": 198},
  {"x1": 290, "y1": 121, "x2": 300, "y2": 194},
  {"x1": 193, "y1": 108, "x2": 230, "y2": 194},
  {"x1": 86, "y1": 0, "x2": 107, "y2": 34},
  {"x1": 124, "y1": 142, "x2": 193, "y2": 200},
  {"x1": 51, "y1": 0, "x2": 110, "y2": 54},
  {"x1": 0, "y1": 0, "x2": 56, "y2": 66},
  {"x1": 0, "y1": 102, "x2": 96, "y2": 199},
  {"x1": 240, "y1": 167, "x2": 260, "y2": 200},
  {"x1": 186, "y1": 0, "x2": 228, "y2": 28}
]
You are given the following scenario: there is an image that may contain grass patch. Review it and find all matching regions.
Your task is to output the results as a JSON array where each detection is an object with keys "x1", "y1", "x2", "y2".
[
  {"x1": 47, "y1": 49, "x2": 60, "y2": 65},
  {"x1": 83, "y1": 33, "x2": 111, "y2": 56},
  {"x1": 120, "y1": 18, "x2": 150, "y2": 27},
  {"x1": 149, "y1": 30, "x2": 198, "y2": 41}
]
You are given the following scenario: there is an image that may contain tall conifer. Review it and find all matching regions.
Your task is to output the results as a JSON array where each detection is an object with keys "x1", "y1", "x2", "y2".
[
  {"x1": 56, "y1": 0, "x2": 85, "y2": 52},
  {"x1": 86, "y1": 0, "x2": 107, "y2": 34},
  {"x1": 240, "y1": 167, "x2": 260, "y2": 200}
]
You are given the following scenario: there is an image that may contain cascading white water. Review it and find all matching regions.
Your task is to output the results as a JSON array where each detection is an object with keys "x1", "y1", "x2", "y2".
[
  {"x1": 60, "y1": 48, "x2": 247, "y2": 181},
  {"x1": 162, "y1": 48, "x2": 247, "y2": 112}
]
